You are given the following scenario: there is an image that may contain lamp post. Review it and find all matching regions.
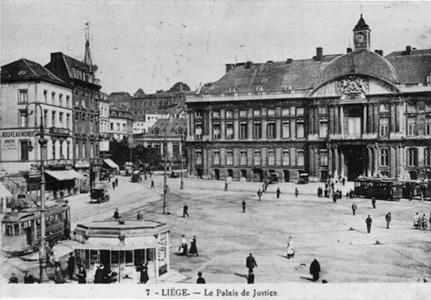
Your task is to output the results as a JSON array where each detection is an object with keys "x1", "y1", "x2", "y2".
[
  {"x1": 180, "y1": 132, "x2": 185, "y2": 190},
  {"x1": 162, "y1": 131, "x2": 167, "y2": 214},
  {"x1": 25, "y1": 102, "x2": 49, "y2": 282}
]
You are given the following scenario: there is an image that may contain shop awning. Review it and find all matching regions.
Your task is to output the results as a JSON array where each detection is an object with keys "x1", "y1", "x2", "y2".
[
  {"x1": 45, "y1": 169, "x2": 84, "y2": 181},
  {"x1": 74, "y1": 242, "x2": 160, "y2": 251},
  {"x1": 104, "y1": 159, "x2": 119, "y2": 170}
]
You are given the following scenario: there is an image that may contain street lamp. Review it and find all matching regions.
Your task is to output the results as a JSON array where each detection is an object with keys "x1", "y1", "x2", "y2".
[
  {"x1": 180, "y1": 132, "x2": 185, "y2": 190},
  {"x1": 25, "y1": 102, "x2": 49, "y2": 282},
  {"x1": 162, "y1": 131, "x2": 168, "y2": 214}
]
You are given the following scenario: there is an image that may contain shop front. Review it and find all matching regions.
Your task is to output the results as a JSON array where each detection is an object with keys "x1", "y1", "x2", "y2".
[{"x1": 73, "y1": 220, "x2": 170, "y2": 284}]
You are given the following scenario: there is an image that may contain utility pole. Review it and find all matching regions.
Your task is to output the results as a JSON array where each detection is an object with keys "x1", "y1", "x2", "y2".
[
  {"x1": 180, "y1": 132, "x2": 184, "y2": 190},
  {"x1": 162, "y1": 131, "x2": 167, "y2": 214},
  {"x1": 26, "y1": 103, "x2": 49, "y2": 282}
]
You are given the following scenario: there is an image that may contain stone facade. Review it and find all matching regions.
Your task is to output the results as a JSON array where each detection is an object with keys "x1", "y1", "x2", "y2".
[{"x1": 185, "y1": 16, "x2": 431, "y2": 182}]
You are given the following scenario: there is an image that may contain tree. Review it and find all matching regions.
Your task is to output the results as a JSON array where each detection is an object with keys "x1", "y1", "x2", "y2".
[
  {"x1": 109, "y1": 139, "x2": 130, "y2": 168},
  {"x1": 168, "y1": 82, "x2": 191, "y2": 92},
  {"x1": 132, "y1": 145, "x2": 162, "y2": 168}
]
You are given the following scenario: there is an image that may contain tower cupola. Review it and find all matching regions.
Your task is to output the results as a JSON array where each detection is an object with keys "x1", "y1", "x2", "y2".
[{"x1": 353, "y1": 14, "x2": 371, "y2": 51}]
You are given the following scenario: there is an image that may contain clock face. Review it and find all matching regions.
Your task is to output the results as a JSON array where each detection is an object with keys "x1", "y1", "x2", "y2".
[{"x1": 355, "y1": 33, "x2": 366, "y2": 45}]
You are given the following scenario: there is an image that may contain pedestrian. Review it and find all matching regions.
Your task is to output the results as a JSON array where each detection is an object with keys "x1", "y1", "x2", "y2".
[
  {"x1": 365, "y1": 215, "x2": 372, "y2": 233},
  {"x1": 137, "y1": 261, "x2": 149, "y2": 284},
  {"x1": 196, "y1": 272, "x2": 206, "y2": 284},
  {"x1": 180, "y1": 235, "x2": 188, "y2": 255},
  {"x1": 309, "y1": 259, "x2": 321, "y2": 282},
  {"x1": 23, "y1": 270, "x2": 35, "y2": 284},
  {"x1": 242, "y1": 199, "x2": 246, "y2": 213},
  {"x1": 76, "y1": 264, "x2": 87, "y2": 284},
  {"x1": 189, "y1": 236, "x2": 199, "y2": 256},
  {"x1": 67, "y1": 252, "x2": 75, "y2": 280},
  {"x1": 247, "y1": 271, "x2": 255, "y2": 284},
  {"x1": 276, "y1": 188, "x2": 281, "y2": 199},
  {"x1": 414, "y1": 212, "x2": 420, "y2": 229},
  {"x1": 287, "y1": 236, "x2": 295, "y2": 259},
  {"x1": 8, "y1": 273, "x2": 18, "y2": 284},
  {"x1": 183, "y1": 204, "x2": 189, "y2": 218},
  {"x1": 295, "y1": 188, "x2": 299, "y2": 198},
  {"x1": 94, "y1": 264, "x2": 104, "y2": 284},
  {"x1": 113, "y1": 209, "x2": 120, "y2": 220},
  {"x1": 54, "y1": 260, "x2": 65, "y2": 284},
  {"x1": 115, "y1": 177, "x2": 118, "y2": 188},
  {"x1": 385, "y1": 212, "x2": 392, "y2": 229},
  {"x1": 351, "y1": 202, "x2": 357, "y2": 215},
  {"x1": 137, "y1": 211, "x2": 144, "y2": 220},
  {"x1": 332, "y1": 192, "x2": 337, "y2": 203},
  {"x1": 421, "y1": 213, "x2": 428, "y2": 230},
  {"x1": 246, "y1": 253, "x2": 257, "y2": 274},
  {"x1": 371, "y1": 197, "x2": 376, "y2": 209},
  {"x1": 112, "y1": 181, "x2": 115, "y2": 190},
  {"x1": 257, "y1": 189, "x2": 262, "y2": 201},
  {"x1": 429, "y1": 213, "x2": 431, "y2": 230},
  {"x1": 151, "y1": 179, "x2": 155, "y2": 188},
  {"x1": 342, "y1": 177, "x2": 346, "y2": 186},
  {"x1": 224, "y1": 182, "x2": 228, "y2": 191}
]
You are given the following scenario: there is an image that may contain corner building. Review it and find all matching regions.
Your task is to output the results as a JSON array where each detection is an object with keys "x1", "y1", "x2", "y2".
[{"x1": 186, "y1": 16, "x2": 431, "y2": 182}]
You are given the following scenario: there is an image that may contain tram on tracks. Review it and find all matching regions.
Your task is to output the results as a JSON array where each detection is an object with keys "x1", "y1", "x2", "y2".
[
  {"x1": 1, "y1": 203, "x2": 71, "y2": 255},
  {"x1": 354, "y1": 177, "x2": 403, "y2": 201},
  {"x1": 400, "y1": 180, "x2": 431, "y2": 200}
]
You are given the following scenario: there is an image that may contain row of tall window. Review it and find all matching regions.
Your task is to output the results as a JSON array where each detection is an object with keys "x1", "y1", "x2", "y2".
[
  {"x1": 195, "y1": 149, "x2": 306, "y2": 167},
  {"x1": 110, "y1": 122, "x2": 127, "y2": 131},
  {"x1": 19, "y1": 139, "x2": 72, "y2": 161},
  {"x1": 379, "y1": 117, "x2": 431, "y2": 136},
  {"x1": 18, "y1": 89, "x2": 71, "y2": 108},
  {"x1": 379, "y1": 148, "x2": 431, "y2": 167},
  {"x1": 18, "y1": 110, "x2": 71, "y2": 129},
  {"x1": 207, "y1": 107, "x2": 305, "y2": 119}
]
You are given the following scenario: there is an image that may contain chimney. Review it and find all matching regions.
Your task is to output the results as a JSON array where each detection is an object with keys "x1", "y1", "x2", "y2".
[
  {"x1": 316, "y1": 47, "x2": 323, "y2": 61},
  {"x1": 245, "y1": 61, "x2": 253, "y2": 69},
  {"x1": 286, "y1": 58, "x2": 293, "y2": 64},
  {"x1": 379, "y1": 50, "x2": 384, "y2": 56},
  {"x1": 225, "y1": 64, "x2": 234, "y2": 73},
  {"x1": 406, "y1": 46, "x2": 412, "y2": 55},
  {"x1": 346, "y1": 47, "x2": 352, "y2": 53}
]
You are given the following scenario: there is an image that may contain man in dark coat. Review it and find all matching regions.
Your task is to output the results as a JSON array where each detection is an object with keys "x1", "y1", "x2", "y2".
[
  {"x1": 115, "y1": 178, "x2": 118, "y2": 188},
  {"x1": 113, "y1": 209, "x2": 120, "y2": 220},
  {"x1": 76, "y1": 264, "x2": 87, "y2": 284},
  {"x1": 257, "y1": 189, "x2": 262, "y2": 201},
  {"x1": 276, "y1": 188, "x2": 281, "y2": 199},
  {"x1": 183, "y1": 204, "x2": 189, "y2": 218},
  {"x1": 371, "y1": 197, "x2": 376, "y2": 209},
  {"x1": 385, "y1": 212, "x2": 392, "y2": 229},
  {"x1": 67, "y1": 252, "x2": 75, "y2": 280},
  {"x1": 366, "y1": 215, "x2": 373, "y2": 233},
  {"x1": 246, "y1": 253, "x2": 257, "y2": 274},
  {"x1": 242, "y1": 199, "x2": 246, "y2": 213},
  {"x1": 196, "y1": 272, "x2": 206, "y2": 284},
  {"x1": 112, "y1": 181, "x2": 115, "y2": 189},
  {"x1": 309, "y1": 259, "x2": 321, "y2": 282},
  {"x1": 352, "y1": 202, "x2": 357, "y2": 215},
  {"x1": 8, "y1": 273, "x2": 18, "y2": 283},
  {"x1": 189, "y1": 236, "x2": 199, "y2": 256},
  {"x1": 94, "y1": 264, "x2": 104, "y2": 284},
  {"x1": 137, "y1": 261, "x2": 149, "y2": 284},
  {"x1": 23, "y1": 271, "x2": 35, "y2": 283}
]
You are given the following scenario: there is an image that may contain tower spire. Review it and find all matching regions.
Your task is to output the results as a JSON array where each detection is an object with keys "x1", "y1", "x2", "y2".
[{"x1": 84, "y1": 22, "x2": 93, "y2": 73}]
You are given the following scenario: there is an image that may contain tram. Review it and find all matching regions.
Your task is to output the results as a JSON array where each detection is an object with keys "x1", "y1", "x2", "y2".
[
  {"x1": 354, "y1": 177, "x2": 403, "y2": 201},
  {"x1": 1, "y1": 203, "x2": 71, "y2": 255},
  {"x1": 401, "y1": 180, "x2": 431, "y2": 200}
]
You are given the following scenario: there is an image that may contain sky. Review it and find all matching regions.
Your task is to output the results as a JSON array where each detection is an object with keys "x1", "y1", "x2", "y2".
[{"x1": 1, "y1": 0, "x2": 431, "y2": 95}]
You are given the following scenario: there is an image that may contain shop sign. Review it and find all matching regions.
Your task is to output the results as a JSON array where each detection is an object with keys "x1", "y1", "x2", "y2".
[
  {"x1": 49, "y1": 127, "x2": 70, "y2": 136},
  {"x1": 1, "y1": 139, "x2": 17, "y2": 152},
  {"x1": 0, "y1": 130, "x2": 35, "y2": 138},
  {"x1": 75, "y1": 159, "x2": 90, "y2": 168}
]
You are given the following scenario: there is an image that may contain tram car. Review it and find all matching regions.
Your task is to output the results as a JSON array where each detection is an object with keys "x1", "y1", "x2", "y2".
[
  {"x1": 354, "y1": 177, "x2": 403, "y2": 201},
  {"x1": 1, "y1": 203, "x2": 71, "y2": 255},
  {"x1": 90, "y1": 182, "x2": 110, "y2": 203},
  {"x1": 401, "y1": 180, "x2": 431, "y2": 200}
]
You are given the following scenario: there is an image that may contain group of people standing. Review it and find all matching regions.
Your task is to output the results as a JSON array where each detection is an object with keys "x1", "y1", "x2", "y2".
[
  {"x1": 413, "y1": 212, "x2": 430, "y2": 230},
  {"x1": 178, "y1": 235, "x2": 199, "y2": 256}
]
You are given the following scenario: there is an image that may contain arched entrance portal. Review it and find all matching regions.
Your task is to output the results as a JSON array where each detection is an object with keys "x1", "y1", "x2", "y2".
[
  {"x1": 341, "y1": 145, "x2": 368, "y2": 181},
  {"x1": 252, "y1": 168, "x2": 263, "y2": 182}
]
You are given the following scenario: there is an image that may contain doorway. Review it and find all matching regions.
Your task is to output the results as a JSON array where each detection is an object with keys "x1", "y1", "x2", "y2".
[
  {"x1": 342, "y1": 145, "x2": 368, "y2": 181},
  {"x1": 283, "y1": 170, "x2": 290, "y2": 182},
  {"x1": 253, "y1": 169, "x2": 263, "y2": 182},
  {"x1": 214, "y1": 169, "x2": 220, "y2": 180}
]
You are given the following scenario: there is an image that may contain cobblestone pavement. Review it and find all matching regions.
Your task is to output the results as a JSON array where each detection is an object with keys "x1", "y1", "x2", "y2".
[{"x1": 1, "y1": 175, "x2": 431, "y2": 286}]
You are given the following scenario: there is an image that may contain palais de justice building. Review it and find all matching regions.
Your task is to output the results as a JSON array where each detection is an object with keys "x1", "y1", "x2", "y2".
[{"x1": 185, "y1": 16, "x2": 431, "y2": 183}]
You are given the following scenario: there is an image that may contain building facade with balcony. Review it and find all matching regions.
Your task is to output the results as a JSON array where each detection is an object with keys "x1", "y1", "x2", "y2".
[
  {"x1": 45, "y1": 51, "x2": 102, "y2": 180},
  {"x1": 0, "y1": 58, "x2": 80, "y2": 200},
  {"x1": 109, "y1": 106, "x2": 134, "y2": 144},
  {"x1": 185, "y1": 16, "x2": 431, "y2": 182}
]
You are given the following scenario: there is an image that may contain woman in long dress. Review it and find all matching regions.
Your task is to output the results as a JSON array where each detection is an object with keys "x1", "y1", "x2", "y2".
[
  {"x1": 287, "y1": 237, "x2": 295, "y2": 259},
  {"x1": 180, "y1": 235, "x2": 188, "y2": 255},
  {"x1": 189, "y1": 236, "x2": 199, "y2": 256}
]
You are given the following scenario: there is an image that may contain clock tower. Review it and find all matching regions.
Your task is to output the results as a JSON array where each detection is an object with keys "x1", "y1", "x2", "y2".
[{"x1": 353, "y1": 14, "x2": 370, "y2": 51}]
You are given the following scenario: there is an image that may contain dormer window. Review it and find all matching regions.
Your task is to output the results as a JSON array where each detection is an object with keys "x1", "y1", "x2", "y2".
[
  {"x1": 154, "y1": 127, "x2": 160, "y2": 136},
  {"x1": 283, "y1": 84, "x2": 293, "y2": 93},
  {"x1": 256, "y1": 85, "x2": 265, "y2": 92},
  {"x1": 228, "y1": 87, "x2": 239, "y2": 94}
]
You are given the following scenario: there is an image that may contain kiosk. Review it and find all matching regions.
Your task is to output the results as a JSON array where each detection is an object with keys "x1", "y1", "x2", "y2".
[{"x1": 73, "y1": 219, "x2": 169, "y2": 283}]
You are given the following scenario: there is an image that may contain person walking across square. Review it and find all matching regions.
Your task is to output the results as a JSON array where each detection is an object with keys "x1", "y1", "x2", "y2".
[
  {"x1": 257, "y1": 189, "x2": 262, "y2": 201},
  {"x1": 246, "y1": 253, "x2": 257, "y2": 274},
  {"x1": 385, "y1": 212, "x2": 391, "y2": 229},
  {"x1": 366, "y1": 215, "x2": 372, "y2": 233}
]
